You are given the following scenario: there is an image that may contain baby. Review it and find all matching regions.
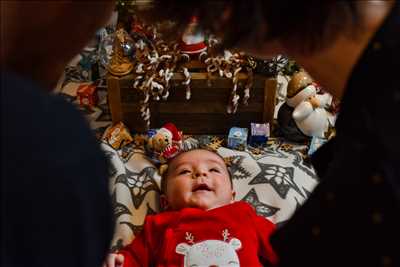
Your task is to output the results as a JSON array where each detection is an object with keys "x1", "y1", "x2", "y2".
[{"x1": 103, "y1": 149, "x2": 277, "y2": 267}]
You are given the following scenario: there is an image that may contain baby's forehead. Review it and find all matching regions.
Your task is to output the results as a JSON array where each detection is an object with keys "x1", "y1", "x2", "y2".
[{"x1": 170, "y1": 149, "x2": 225, "y2": 167}]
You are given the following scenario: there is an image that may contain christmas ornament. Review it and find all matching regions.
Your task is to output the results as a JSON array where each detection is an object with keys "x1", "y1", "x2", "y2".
[
  {"x1": 107, "y1": 28, "x2": 134, "y2": 76},
  {"x1": 121, "y1": 38, "x2": 135, "y2": 57}
]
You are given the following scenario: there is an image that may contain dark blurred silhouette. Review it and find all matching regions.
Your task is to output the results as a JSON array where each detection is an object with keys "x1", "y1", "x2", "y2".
[
  {"x1": 1, "y1": 2, "x2": 116, "y2": 267},
  {"x1": 147, "y1": 1, "x2": 400, "y2": 266}
]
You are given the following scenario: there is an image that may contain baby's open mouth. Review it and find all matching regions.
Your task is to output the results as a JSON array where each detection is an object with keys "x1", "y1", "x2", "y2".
[{"x1": 192, "y1": 184, "x2": 212, "y2": 192}]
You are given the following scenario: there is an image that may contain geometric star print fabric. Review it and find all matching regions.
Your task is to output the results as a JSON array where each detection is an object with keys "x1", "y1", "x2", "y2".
[
  {"x1": 217, "y1": 145, "x2": 318, "y2": 224},
  {"x1": 101, "y1": 137, "x2": 318, "y2": 251}
]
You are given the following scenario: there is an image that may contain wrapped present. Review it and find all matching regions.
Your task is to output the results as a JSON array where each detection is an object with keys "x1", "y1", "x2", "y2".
[
  {"x1": 77, "y1": 83, "x2": 98, "y2": 109},
  {"x1": 227, "y1": 127, "x2": 248, "y2": 151},
  {"x1": 249, "y1": 122, "x2": 270, "y2": 146},
  {"x1": 102, "y1": 122, "x2": 133, "y2": 150}
]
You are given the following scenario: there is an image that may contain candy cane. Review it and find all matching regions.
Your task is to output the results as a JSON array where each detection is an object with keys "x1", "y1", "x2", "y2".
[
  {"x1": 182, "y1": 67, "x2": 191, "y2": 100},
  {"x1": 243, "y1": 67, "x2": 253, "y2": 105}
]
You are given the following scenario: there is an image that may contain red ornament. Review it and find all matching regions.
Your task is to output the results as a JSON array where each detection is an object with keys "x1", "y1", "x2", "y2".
[{"x1": 77, "y1": 84, "x2": 98, "y2": 109}]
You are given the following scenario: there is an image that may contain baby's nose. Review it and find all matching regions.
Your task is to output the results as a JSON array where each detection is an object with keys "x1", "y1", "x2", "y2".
[{"x1": 193, "y1": 170, "x2": 207, "y2": 178}]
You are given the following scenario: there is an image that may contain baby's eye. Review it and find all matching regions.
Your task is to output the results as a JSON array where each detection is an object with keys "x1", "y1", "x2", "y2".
[
  {"x1": 178, "y1": 169, "x2": 191, "y2": 175},
  {"x1": 210, "y1": 168, "x2": 220, "y2": 173}
]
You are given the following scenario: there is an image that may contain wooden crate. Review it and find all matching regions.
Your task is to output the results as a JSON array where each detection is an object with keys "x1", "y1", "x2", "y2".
[{"x1": 106, "y1": 64, "x2": 277, "y2": 134}]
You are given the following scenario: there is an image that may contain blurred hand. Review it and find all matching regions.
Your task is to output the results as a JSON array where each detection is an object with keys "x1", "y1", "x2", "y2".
[{"x1": 102, "y1": 253, "x2": 124, "y2": 267}]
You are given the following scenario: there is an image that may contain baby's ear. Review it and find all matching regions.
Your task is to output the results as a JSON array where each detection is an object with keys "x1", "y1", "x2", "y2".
[
  {"x1": 231, "y1": 190, "x2": 236, "y2": 202},
  {"x1": 160, "y1": 194, "x2": 169, "y2": 211}
]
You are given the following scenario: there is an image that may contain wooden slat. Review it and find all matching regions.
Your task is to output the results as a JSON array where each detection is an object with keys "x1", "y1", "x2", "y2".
[
  {"x1": 107, "y1": 75, "x2": 123, "y2": 123},
  {"x1": 158, "y1": 102, "x2": 263, "y2": 113},
  {"x1": 123, "y1": 113, "x2": 267, "y2": 134},
  {"x1": 120, "y1": 84, "x2": 266, "y2": 103},
  {"x1": 123, "y1": 112, "x2": 264, "y2": 134},
  {"x1": 182, "y1": 60, "x2": 206, "y2": 69},
  {"x1": 121, "y1": 102, "x2": 264, "y2": 114},
  {"x1": 263, "y1": 78, "x2": 277, "y2": 128}
]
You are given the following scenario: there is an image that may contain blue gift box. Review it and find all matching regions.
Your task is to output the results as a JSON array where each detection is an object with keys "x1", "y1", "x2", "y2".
[
  {"x1": 249, "y1": 123, "x2": 270, "y2": 146},
  {"x1": 228, "y1": 127, "x2": 248, "y2": 151}
]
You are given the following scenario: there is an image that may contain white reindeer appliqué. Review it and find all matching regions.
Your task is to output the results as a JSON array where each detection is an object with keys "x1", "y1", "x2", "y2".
[{"x1": 175, "y1": 229, "x2": 242, "y2": 267}]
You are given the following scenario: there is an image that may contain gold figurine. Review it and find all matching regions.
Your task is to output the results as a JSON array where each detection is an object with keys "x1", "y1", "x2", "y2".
[{"x1": 108, "y1": 28, "x2": 133, "y2": 76}]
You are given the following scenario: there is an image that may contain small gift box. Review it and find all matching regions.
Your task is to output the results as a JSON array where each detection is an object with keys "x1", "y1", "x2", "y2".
[
  {"x1": 249, "y1": 122, "x2": 270, "y2": 146},
  {"x1": 227, "y1": 127, "x2": 248, "y2": 151}
]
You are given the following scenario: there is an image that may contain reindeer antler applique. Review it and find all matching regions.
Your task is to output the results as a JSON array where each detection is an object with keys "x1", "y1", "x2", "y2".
[
  {"x1": 185, "y1": 232, "x2": 195, "y2": 244},
  {"x1": 222, "y1": 229, "x2": 230, "y2": 242}
]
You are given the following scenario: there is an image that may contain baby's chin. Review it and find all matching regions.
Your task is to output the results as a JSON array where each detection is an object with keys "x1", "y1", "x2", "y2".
[{"x1": 187, "y1": 198, "x2": 232, "y2": 211}]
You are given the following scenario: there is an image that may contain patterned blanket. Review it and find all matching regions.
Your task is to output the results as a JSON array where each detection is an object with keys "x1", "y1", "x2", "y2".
[{"x1": 101, "y1": 136, "x2": 318, "y2": 251}]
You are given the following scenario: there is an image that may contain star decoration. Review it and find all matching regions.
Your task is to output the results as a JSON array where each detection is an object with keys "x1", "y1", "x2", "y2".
[
  {"x1": 115, "y1": 166, "x2": 160, "y2": 208},
  {"x1": 248, "y1": 145, "x2": 287, "y2": 161},
  {"x1": 210, "y1": 136, "x2": 224, "y2": 144},
  {"x1": 242, "y1": 188, "x2": 279, "y2": 217},
  {"x1": 249, "y1": 147, "x2": 265, "y2": 156},
  {"x1": 206, "y1": 138, "x2": 224, "y2": 151},
  {"x1": 223, "y1": 155, "x2": 251, "y2": 180},
  {"x1": 112, "y1": 191, "x2": 132, "y2": 218},
  {"x1": 120, "y1": 221, "x2": 144, "y2": 236},
  {"x1": 250, "y1": 162, "x2": 304, "y2": 199},
  {"x1": 285, "y1": 149, "x2": 318, "y2": 180},
  {"x1": 249, "y1": 138, "x2": 288, "y2": 160},
  {"x1": 120, "y1": 145, "x2": 135, "y2": 161},
  {"x1": 280, "y1": 143, "x2": 294, "y2": 152}
]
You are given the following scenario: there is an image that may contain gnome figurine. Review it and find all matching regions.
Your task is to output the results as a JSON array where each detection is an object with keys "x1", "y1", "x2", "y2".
[{"x1": 278, "y1": 71, "x2": 334, "y2": 142}]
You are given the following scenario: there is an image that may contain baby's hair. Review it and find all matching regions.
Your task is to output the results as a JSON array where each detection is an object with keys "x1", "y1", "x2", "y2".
[{"x1": 160, "y1": 148, "x2": 233, "y2": 194}]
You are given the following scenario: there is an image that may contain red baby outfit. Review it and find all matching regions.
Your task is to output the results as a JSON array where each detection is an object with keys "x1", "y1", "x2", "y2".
[{"x1": 119, "y1": 201, "x2": 277, "y2": 267}]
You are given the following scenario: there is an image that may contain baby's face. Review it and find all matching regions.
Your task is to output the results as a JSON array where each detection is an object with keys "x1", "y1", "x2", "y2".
[{"x1": 163, "y1": 149, "x2": 235, "y2": 211}]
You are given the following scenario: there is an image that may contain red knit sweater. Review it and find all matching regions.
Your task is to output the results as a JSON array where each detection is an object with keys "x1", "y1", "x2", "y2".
[{"x1": 119, "y1": 201, "x2": 277, "y2": 266}]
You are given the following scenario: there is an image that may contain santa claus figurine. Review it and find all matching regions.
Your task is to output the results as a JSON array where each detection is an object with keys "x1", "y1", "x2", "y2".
[
  {"x1": 179, "y1": 16, "x2": 207, "y2": 55},
  {"x1": 278, "y1": 71, "x2": 335, "y2": 142}
]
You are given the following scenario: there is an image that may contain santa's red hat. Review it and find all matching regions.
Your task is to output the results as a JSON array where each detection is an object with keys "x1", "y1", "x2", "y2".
[
  {"x1": 180, "y1": 15, "x2": 207, "y2": 54},
  {"x1": 161, "y1": 123, "x2": 181, "y2": 141}
]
